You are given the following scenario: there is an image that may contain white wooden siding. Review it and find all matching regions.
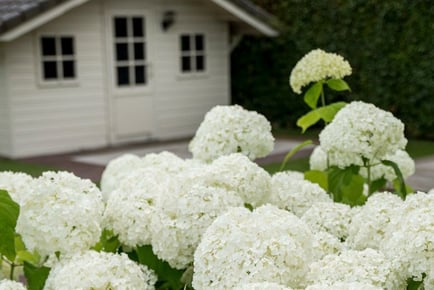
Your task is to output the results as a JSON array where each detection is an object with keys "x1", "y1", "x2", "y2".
[
  {"x1": 5, "y1": 0, "x2": 108, "y2": 157},
  {"x1": 0, "y1": 45, "x2": 12, "y2": 156}
]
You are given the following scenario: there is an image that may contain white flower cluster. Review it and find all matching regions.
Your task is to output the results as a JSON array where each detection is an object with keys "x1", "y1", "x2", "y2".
[
  {"x1": 44, "y1": 250, "x2": 157, "y2": 290},
  {"x1": 15, "y1": 171, "x2": 104, "y2": 261},
  {"x1": 150, "y1": 183, "x2": 243, "y2": 269},
  {"x1": 233, "y1": 282, "x2": 293, "y2": 290},
  {"x1": 0, "y1": 280, "x2": 26, "y2": 290},
  {"x1": 188, "y1": 105, "x2": 274, "y2": 163},
  {"x1": 305, "y1": 282, "x2": 382, "y2": 290},
  {"x1": 380, "y1": 192, "x2": 434, "y2": 284},
  {"x1": 346, "y1": 192, "x2": 403, "y2": 250},
  {"x1": 0, "y1": 171, "x2": 34, "y2": 205},
  {"x1": 268, "y1": 172, "x2": 332, "y2": 217},
  {"x1": 103, "y1": 167, "x2": 176, "y2": 248},
  {"x1": 204, "y1": 153, "x2": 271, "y2": 207},
  {"x1": 319, "y1": 101, "x2": 407, "y2": 168},
  {"x1": 193, "y1": 205, "x2": 314, "y2": 290},
  {"x1": 308, "y1": 248, "x2": 406, "y2": 289},
  {"x1": 302, "y1": 202, "x2": 353, "y2": 241},
  {"x1": 289, "y1": 49, "x2": 352, "y2": 94}
]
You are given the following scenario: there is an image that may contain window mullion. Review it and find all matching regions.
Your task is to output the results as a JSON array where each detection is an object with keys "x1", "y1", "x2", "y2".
[{"x1": 56, "y1": 37, "x2": 64, "y2": 81}]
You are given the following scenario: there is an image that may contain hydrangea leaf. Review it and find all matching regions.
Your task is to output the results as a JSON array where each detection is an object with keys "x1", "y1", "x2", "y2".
[
  {"x1": 297, "y1": 101, "x2": 347, "y2": 132},
  {"x1": 304, "y1": 170, "x2": 328, "y2": 191},
  {"x1": 382, "y1": 160, "x2": 408, "y2": 199},
  {"x1": 0, "y1": 189, "x2": 20, "y2": 261},
  {"x1": 326, "y1": 78, "x2": 351, "y2": 91},
  {"x1": 135, "y1": 245, "x2": 184, "y2": 290},
  {"x1": 369, "y1": 177, "x2": 388, "y2": 194},
  {"x1": 304, "y1": 81, "x2": 323, "y2": 109},
  {"x1": 280, "y1": 139, "x2": 313, "y2": 171},
  {"x1": 23, "y1": 262, "x2": 50, "y2": 290},
  {"x1": 328, "y1": 166, "x2": 366, "y2": 206}
]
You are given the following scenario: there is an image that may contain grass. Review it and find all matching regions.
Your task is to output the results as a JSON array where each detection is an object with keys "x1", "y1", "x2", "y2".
[{"x1": 0, "y1": 158, "x2": 55, "y2": 177}]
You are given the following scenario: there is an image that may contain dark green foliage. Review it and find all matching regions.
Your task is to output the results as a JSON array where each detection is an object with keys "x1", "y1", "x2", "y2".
[{"x1": 231, "y1": 0, "x2": 434, "y2": 138}]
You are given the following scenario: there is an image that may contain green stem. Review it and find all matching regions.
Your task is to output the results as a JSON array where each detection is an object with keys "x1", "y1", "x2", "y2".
[
  {"x1": 366, "y1": 163, "x2": 372, "y2": 196},
  {"x1": 9, "y1": 262, "x2": 15, "y2": 280},
  {"x1": 320, "y1": 83, "x2": 326, "y2": 107}
]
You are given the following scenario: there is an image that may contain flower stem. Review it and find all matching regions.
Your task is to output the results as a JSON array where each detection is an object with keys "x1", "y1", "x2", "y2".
[{"x1": 320, "y1": 82, "x2": 326, "y2": 107}]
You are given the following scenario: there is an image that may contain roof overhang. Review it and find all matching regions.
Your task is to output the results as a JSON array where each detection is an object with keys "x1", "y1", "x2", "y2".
[
  {"x1": 0, "y1": 0, "x2": 90, "y2": 42},
  {"x1": 209, "y1": 0, "x2": 278, "y2": 37}
]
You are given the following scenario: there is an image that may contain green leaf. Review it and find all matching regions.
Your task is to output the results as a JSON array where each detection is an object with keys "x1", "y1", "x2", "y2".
[
  {"x1": 280, "y1": 140, "x2": 313, "y2": 171},
  {"x1": 92, "y1": 229, "x2": 120, "y2": 253},
  {"x1": 406, "y1": 274, "x2": 425, "y2": 290},
  {"x1": 369, "y1": 177, "x2": 388, "y2": 194},
  {"x1": 328, "y1": 166, "x2": 366, "y2": 206},
  {"x1": 304, "y1": 170, "x2": 328, "y2": 191},
  {"x1": 0, "y1": 190, "x2": 20, "y2": 261},
  {"x1": 326, "y1": 79, "x2": 351, "y2": 91},
  {"x1": 382, "y1": 160, "x2": 408, "y2": 199},
  {"x1": 304, "y1": 82, "x2": 323, "y2": 109},
  {"x1": 23, "y1": 262, "x2": 50, "y2": 290},
  {"x1": 135, "y1": 245, "x2": 184, "y2": 290},
  {"x1": 296, "y1": 102, "x2": 347, "y2": 132}
]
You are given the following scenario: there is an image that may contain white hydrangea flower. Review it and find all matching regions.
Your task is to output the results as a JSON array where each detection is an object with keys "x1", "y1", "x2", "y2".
[
  {"x1": 204, "y1": 153, "x2": 271, "y2": 207},
  {"x1": 193, "y1": 205, "x2": 315, "y2": 290},
  {"x1": 0, "y1": 280, "x2": 27, "y2": 290},
  {"x1": 308, "y1": 248, "x2": 406, "y2": 289},
  {"x1": 142, "y1": 151, "x2": 187, "y2": 174},
  {"x1": 346, "y1": 192, "x2": 403, "y2": 250},
  {"x1": 100, "y1": 154, "x2": 144, "y2": 200},
  {"x1": 301, "y1": 202, "x2": 353, "y2": 240},
  {"x1": 44, "y1": 250, "x2": 157, "y2": 290},
  {"x1": 305, "y1": 281, "x2": 382, "y2": 290},
  {"x1": 233, "y1": 282, "x2": 293, "y2": 290},
  {"x1": 289, "y1": 49, "x2": 352, "y2": 94},
  {"x1": 380, "y1": 192, "x2": 434, "y2": 282},
  {"x1": 319, "y1": 101, "x2": 407, "y2": 168},
  {"x1": 188, "y1": 105, "x2": 274, "y2": 162},
  {"x1": 359, "y1": 149, "x2": 415, "y2": 181},
  {"x1": 15, "y1": 171, "x2": 104, "y2": 261},
  {"x1": 268, "y1": 172, "x2": 331, "y2": 217},
  {"x1": 424, "y1": 267, "x2": 434, "y2": 289},
  {"x1": 312, "y1": 231, "x2": 345, "y2": 261},
  {"x1": 103, "y1": 167, "x2": 176, "y2": 248},
  {"x1": 309, "y1": 146, "x2": 328, "y2": 171},
  {"x1": 0, "y1": 171, "x2": 34, "y2": 205},
  {"x1": 150, "y1": 183, "x2": 243, "y2": 269},
  {"x1": 429, "y1": 188, "x2": 434, "y2": 195}
]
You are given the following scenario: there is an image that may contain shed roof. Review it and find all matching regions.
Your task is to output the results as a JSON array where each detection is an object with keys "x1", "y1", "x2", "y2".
[{"x1": 0, "y1": 0, "x2": 278, "y2": 41}]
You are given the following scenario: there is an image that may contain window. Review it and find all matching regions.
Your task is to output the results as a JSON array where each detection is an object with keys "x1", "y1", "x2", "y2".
[
  {"x1": 40, "y1": 36, "x2": 76, "y2": 82},
  {"x1": 180, "y1": 34, "x2": 205, "y2": 73},
  {"x1": 113, "y1": 16, "x2": 147, "y2": 87}
]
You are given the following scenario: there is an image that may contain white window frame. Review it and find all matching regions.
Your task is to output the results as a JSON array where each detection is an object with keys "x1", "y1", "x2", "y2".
[
  {"x1": 37, "y1": 34, "x2": 78, "y2": 87},
  {"x1": 179, "y1": 33, "x2": 207, "y2": 75},
  {"x1": 112, "y1": 15, "x2": 149, "y2": 88}
]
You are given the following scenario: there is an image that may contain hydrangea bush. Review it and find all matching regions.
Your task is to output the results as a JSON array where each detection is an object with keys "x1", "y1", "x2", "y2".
[{"x1": 0, "y1": 49, "x2": 432, "y2": 290}]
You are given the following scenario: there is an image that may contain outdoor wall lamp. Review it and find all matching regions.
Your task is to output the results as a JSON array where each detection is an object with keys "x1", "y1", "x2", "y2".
[{"x1": 162, "y1": 10, "x2": 176, "y2": 31}]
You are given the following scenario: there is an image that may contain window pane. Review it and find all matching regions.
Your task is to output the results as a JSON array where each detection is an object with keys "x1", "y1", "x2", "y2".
[
  {"x1": 61, "y1": 37, "x2": 74, "y2": 55},
  {"x1": 181, "y1": 56, "x2": 191, "y2": 72},
  {"x1": 43, "y1": 61, "x2": 58, "y2": 79},
  {"x1": 135, "y1": 65, "x2": 146, "y2": 84},
  {"x1": 195, "y1": 35, "x2": 204, "y2": 51},
  {"x1": 116, "y1": 43, "x2": 129, "y2": 61},
  {"x1": 117, "y1": 66, "x2": 130, "y2": 86},
  {"x1": 114, "y1": 17, "x2": 128, "y2": 37},
  {"x1": 41, "y1": 37, "x2": 56, "y2": 56},
  {"x1": 134, "y1": 42, "x2": 145, "y2": 60},
  {"x1": 180, "y1": 35, "x2": 190, "y2": 51},
  {"x1": 196, "y1": 55, "x2": 205, "y2": 71},
  {"x1": 132, "y1": 17, "x2": 144, "y2": 37},
  {"x1": 63, "y1": 61, "x2": 75, "y2": 78}
]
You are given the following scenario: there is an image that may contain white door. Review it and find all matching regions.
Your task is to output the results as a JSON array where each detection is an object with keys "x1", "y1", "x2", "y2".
[{"x1": 107, "y1": 11, "x2": 155, "y2": 142}]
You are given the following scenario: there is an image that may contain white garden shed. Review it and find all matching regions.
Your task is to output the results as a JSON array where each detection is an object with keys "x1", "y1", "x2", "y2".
[{"x1": 0, "y1": 0, "x2": 277, "y2": 158}]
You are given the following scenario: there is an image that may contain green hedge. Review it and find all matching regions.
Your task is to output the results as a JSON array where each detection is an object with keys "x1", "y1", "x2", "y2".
[{"x1": 231, "y1": 0, "x2": 434, "y2": 138}]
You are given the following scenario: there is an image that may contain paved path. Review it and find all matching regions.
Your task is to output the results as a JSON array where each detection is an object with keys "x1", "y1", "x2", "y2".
[{"x1": 20, "y1": 139, "x2": 434, "y2": 192}]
